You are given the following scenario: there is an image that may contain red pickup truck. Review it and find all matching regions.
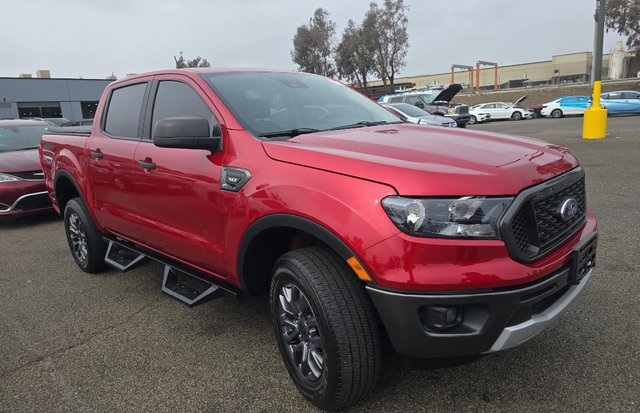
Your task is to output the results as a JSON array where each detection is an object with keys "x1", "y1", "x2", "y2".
[{"x1": 39, "y1": 68, "x2": 597, "y2": 410}]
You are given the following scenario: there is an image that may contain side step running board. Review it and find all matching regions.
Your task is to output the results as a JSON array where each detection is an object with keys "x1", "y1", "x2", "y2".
[
  {"x1": 162, "y1": 265, "x2": 223, "y2": 307},
  {"x1": 102, "y1": 236, "x2": 237, "y2": 307},
  {"x1": 105, "y1": 240, "x2": 147, "y2": 271}
]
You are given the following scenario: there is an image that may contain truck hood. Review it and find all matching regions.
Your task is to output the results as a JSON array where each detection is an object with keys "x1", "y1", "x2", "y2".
[
  {"x1": 0, "y1": 149, "x2": 41, "y2": 173},
  {"x1": 262, "y1": 124, "x2": 578, "y2": 196},
  {"x1": 431, "y1": 83, "x2": 463, "y2": 103}
]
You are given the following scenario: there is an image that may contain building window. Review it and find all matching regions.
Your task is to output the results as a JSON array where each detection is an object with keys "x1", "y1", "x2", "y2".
[
  {"x1": 81, "y1": 101, "x2": 99, "y2": 119},
  {"x1": 17, "y1": 102, "x2": 62, "y2": 119}
]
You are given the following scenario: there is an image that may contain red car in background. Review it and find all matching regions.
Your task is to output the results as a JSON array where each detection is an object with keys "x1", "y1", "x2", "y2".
[{"x1": 0, "y1": 119, "x2": 53, "y2": 218}]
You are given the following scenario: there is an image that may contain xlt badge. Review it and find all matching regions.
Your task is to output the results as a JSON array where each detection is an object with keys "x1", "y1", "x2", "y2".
[{"x1": 221, "y1": 167, "x2": 252, "y2": 192}]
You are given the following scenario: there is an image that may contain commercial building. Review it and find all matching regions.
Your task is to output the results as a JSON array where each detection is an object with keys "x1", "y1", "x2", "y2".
[
  {"x1": 369, "y1": 43, "x2": 638, "y2": 92},
  {"x1": 0, "y1": 71, "x2": 113, "y2": 121}
]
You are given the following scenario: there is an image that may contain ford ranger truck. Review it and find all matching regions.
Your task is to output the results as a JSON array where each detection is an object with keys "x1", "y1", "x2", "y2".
[{"x1": 39, "y1": 69, "x2": 597, "y2": 411}]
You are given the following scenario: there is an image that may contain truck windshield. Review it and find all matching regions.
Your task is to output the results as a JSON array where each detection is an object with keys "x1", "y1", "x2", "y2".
[
  {"x1": 201, "y1": 72, "x2": 401, "y2": 138},
  {"x1": 0, "y1": 125, "x2": 47, "y2": 153}
]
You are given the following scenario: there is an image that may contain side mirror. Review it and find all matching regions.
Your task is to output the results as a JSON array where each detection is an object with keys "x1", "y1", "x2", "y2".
[{"x1": 153, "y1": 116, "x2": 221, "y2": 151}]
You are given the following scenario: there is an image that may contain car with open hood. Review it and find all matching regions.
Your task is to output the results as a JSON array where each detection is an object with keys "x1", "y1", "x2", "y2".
[
  {"x1": 377, "y1": 84, "x2": 471, "y2": 127},
  {"x1": 382, "y1": 102, "x2": 457, "y2": 127},
  {"x1": 469, "y1": 96, "x2": 534, "y2": 122}
]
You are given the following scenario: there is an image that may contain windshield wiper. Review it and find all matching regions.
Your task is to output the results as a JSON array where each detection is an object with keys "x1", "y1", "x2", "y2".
[
  {"x1": 328, "y1": 120, "x2": 401, "y2": 131},
  {"x1": 259, "y1": 128, "x2": 321, "y2": 139}
]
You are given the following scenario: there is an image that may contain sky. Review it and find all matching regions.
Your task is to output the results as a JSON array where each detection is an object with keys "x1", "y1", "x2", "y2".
[{"x1": 0, "y1": 0, "x2": 628, "y2": 80}]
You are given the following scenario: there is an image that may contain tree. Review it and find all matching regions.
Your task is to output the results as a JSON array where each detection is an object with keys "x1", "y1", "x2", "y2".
[
  {"x1": 605, "y1": 0, "x2": 640, "y2": 52},
  {"x1": 364, "y1": 0, "x2": 410, "y2": 86},
  {"x1": 291, "y1": 8, "x2": 337, "y2": 77},
  {"x1": 174, "y1": 51, "x2": 211, "y2": 68},
  {"x1": 335, "y1": 20, "x2": 376, "y2": 87}
]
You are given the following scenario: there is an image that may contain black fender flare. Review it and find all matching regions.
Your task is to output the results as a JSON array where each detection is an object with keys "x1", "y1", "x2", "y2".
[
  {"x1": 53, "y1": 170, "x2": 85, "y2": 208},
  {"x1": 236, "y1": 214, "x2": 357, "y2": 291}
]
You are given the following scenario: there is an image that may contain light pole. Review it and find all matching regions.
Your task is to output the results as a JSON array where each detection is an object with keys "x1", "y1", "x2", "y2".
[{"x1": 583, "y1": 0, "x2": 608, "y2": 139}]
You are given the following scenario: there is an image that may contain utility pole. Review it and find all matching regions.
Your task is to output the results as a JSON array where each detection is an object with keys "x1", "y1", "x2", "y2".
[{"x1": 583, "y1": 0, "x2": 607, "y2": 139}]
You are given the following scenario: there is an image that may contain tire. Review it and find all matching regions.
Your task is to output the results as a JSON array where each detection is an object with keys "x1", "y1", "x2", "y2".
[
  {"x1": 64, "y1": 198, "x2": 106, "y2": 273},
  {"x1": 269, "y1": 247, "x2": 382, "y2": 410},
  {"x1": 467, "y1": 115, "x2": 477, "y2": 125},
  {"x1": 511, "y1": 111, "x2": 523, "y2": 121},
  {"x1": 550, "y1": 109, "x2": 563, "y2": 119}
]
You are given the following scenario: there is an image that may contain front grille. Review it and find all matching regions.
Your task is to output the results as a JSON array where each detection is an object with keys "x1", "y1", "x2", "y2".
[
  {"x1": 533, "y1": 181, "x2": 586, "y2": 248},
  {"x1": 454, "y1": 105, "x2": 469, "y2": 115},
  {"x1": 502, "y1": 167, "x2": 586, "y2": 263},
  {"x1": 14, "y1": 193, "x2": 51, "y2": 211},
  {"x1": 11, "y1": 170, "x2": 45, "y2": 181}
]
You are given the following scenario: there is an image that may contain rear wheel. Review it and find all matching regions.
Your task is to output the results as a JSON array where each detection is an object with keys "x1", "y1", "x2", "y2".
[
  {"x1": 511, "y1": 111, "x2": 523, "y2": 120},
  {"x1": 64, "y1": 198, "x2": 106, "y2": 273},
  {"x1": 270, "y1": 247, "x2": 382, "y2": 411},
  {"x1": 550, "y1": 109, "x2": 563, "y2": 119},
  {"x1": 467, "y1": 115, "x2": 477, "y2": 125}
]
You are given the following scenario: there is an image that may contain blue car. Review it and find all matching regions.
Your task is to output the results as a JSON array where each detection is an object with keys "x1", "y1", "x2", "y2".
[{"x1": 600, "y1": 90, "x2": 640, "y2": 115}]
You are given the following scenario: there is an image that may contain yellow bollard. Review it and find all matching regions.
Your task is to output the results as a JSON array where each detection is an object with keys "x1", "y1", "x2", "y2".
[{"x1": 582, "y1": 81, "x2": 607, "y2": 139}]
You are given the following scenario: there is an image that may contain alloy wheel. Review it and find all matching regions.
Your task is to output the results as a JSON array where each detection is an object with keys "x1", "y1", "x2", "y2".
[
  {"x1": 68, "y1": 212, "x2": 88, "y2": 264},
  {"x1": 277, "y1": 283, "x2": 324, "y2": 383}
]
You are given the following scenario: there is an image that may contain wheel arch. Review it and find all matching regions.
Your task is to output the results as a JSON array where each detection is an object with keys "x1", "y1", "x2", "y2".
[
  {"x1": 53, "y1": 170, "x2": 84, "y2": 213},
  {"x1": 237, "y1": 214, "x2": 358, "y2": 296}
]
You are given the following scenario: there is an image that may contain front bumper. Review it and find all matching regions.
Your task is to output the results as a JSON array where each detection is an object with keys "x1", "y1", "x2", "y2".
[
  {"x1": 447, "y1": 113, "x2": 471, "y2": 127},
  {"x1": 0, "y1": 189, "x2": 52, "y2": 216},
  {"x1": 366, "y1": 238, "x2": 595, "y2": 358}
]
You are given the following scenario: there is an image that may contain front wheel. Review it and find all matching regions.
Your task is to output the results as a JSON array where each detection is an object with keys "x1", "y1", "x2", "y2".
[
  {"x1": 467, "y1": 115, "x2": 477, "y2": 125},
  {"x1": 64, "y1": 198, "x2": 106, "y2": 273},
  {"x1": 511, "y1": 111, "x2": 523, "y2": 120},
  {"x1": 550, "y1": 109, "x2": 563, "y2": 119},
  {"x1": 270, "y1": 247, "x2": 382, "y2": 411}
]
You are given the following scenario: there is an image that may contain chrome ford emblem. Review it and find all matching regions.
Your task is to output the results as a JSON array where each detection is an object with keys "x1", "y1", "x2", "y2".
[{"x1": 559, "y1": 198, "x2": 579, "y2": 222}]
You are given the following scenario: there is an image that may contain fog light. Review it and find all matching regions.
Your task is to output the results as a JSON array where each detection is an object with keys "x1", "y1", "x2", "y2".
[{"x1": 421, "y1": 306, "x2": 463, "y2": 331}]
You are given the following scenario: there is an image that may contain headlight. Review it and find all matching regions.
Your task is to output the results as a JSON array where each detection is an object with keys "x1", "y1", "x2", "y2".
[
  {"x1": 447, "y1": 108, "x2": 456, "y2": 114},
  {"x1": 381, "y1": 196, "x2": 512, "y2": 238},
  {"x1": 0, "y1": 173, "x2": 20, "y2": 183}
]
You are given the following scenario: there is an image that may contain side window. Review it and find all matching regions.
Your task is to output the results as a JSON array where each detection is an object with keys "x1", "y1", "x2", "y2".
[
  {"x1": 104, "y1": 83, "x2": 147, "y2": 138},
  {"x1": 151, "y1": 80, "x2": 214, "y2": 137},
  {"x1": 405, "y1": 96, "x2": 422, "y2": 106},
  {"x1": 608, "y1": 92, "x2": 622, "y2": 100},
  {"x1": 389, "y1": 96, "x2": 403, "y2": 103}
]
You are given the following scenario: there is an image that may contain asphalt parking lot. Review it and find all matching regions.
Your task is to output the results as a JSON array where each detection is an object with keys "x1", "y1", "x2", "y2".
[{"x1": 1, "y1": 116, "x2": 639, "y2": 412}]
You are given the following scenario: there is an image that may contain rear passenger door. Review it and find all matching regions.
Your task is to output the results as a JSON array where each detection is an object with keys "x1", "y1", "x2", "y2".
[
  {"x1": 87, "y1": 80, "x2": 150, "y2": 239},
  {"x1": 132, "y1": 76, "x2": 227, "y2": 276}
]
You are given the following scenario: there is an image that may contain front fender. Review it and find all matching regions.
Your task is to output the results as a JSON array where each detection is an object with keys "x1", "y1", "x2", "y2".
[{"x1": 223, "y1": 165, "x2": 400, "y2": 283}]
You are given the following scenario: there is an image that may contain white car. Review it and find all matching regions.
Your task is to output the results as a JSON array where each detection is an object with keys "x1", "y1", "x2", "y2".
[
  {"x1": 470, "y1": 96, "x2": 534, "y2": 121},
  {"x1": 540, "y1": 96, "x2": 591, "y2": 118},
  {"x1": 466, "y1": 107, "x2": 491, "y2": 125},
  {"x1": 382, "y1": 103, "x2": 457, "y2": 127}
]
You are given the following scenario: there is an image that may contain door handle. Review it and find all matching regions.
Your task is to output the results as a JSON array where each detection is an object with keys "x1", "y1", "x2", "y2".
[
  {"x1": 91, "y1": 150, "x2": 103, "y2": 159},
  {"x1": 138, "y1": 160, "x2": 156, "y2": 170}
]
